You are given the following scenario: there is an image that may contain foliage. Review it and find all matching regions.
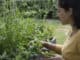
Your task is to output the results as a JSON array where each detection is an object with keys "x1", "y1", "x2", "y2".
[
  {"x1": 0, "y1": 16, "x2": 55, "y2": 60},
  {"x1": 0, "y1": 0, "x2": 58, "y2": 19},
  {"x1": 0, "y1": 0, "x2": 57, "y2": 60}
]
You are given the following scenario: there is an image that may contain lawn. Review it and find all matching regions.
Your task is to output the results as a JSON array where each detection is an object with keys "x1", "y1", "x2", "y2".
[
  {"x1": 43, "y1": 19, "x2": 70, "y2": 44},
  {"x1": 30, "y1": 18, "x2": 66, "y2": 44}
]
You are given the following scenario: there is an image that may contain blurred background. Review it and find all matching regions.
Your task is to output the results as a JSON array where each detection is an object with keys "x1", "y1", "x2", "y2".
[{"x1": 0, "y1": 0, "x2": 70, "y2": 60}]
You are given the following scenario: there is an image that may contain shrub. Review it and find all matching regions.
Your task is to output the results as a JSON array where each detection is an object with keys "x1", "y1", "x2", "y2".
[{"x1": 0, "y1": 17, "x2": 55, "y2": 60}]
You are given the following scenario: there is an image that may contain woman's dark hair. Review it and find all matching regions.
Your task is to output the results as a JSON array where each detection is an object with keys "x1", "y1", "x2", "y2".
[{"x1": 58, "y1": 0, "x2": 80, "y2": 29}]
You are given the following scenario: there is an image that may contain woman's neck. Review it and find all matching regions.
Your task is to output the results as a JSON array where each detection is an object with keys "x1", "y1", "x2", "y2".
[{"x1": 71, "y1": 26, "x2": 78, "y2": 37}]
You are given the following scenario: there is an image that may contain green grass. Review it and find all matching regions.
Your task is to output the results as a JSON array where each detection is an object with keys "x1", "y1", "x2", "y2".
[
  {"x1": 31, "y1": 18, "x2": 66, "y2": 44},
  {"x1": 40, "y1": 19, "x2": 66, "y2": 44},
  {"x1": 43, "y1": 19, "x2": 67, "y2": 44},
  {"x1": 34, "y1": 18, "x2": 68, "y2": 44},
  {"x1": 55, "y1": 31, "x2": 66, "y2": 44}
]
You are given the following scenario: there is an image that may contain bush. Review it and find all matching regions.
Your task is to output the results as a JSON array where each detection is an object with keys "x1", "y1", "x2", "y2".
[
  {"x1": 23, "y1": 11, "x2": 37, "y2": 18},
  {"x1": 0, "y1": 17, "x2": 55, "y2": 60}
]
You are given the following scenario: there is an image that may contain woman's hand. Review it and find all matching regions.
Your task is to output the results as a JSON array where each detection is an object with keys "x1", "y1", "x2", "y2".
[
  {"x1": 41, "y1": 41, "x2": 63, "y2": 54},
  {"x1": 41, "y1": 41, "x2": 56, "y2": 50},
  {"x1": 41, "y1": 41, "x2": 52, "y2": 47}
]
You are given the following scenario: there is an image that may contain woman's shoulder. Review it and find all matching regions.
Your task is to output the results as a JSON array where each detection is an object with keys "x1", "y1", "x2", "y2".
[
  {"x1": 71, "y1": 30, "x2": 80, "y2": 42},
  {"x1": 75, "y1": 30, "x2": 80, "y2": 38}
]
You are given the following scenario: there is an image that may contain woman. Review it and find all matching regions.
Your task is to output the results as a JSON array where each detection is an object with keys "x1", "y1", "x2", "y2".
[{"x1": 42, "y1": 0, "x2": 80, "y2": 60}]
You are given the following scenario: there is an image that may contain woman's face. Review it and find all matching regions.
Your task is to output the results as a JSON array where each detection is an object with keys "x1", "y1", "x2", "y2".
[{"x1": 57, "y1": 6, "x2": 73, "y2": 25}]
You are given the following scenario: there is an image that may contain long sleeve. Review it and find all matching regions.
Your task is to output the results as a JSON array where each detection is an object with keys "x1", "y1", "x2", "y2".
[{"x1": 62, "y1": 30, "x2": 80, "y2": 60}]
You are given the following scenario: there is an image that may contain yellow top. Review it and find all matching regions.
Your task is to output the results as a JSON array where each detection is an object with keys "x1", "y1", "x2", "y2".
[{"x1": 62, "y1": 30, "x2": 80, "y2": 60}]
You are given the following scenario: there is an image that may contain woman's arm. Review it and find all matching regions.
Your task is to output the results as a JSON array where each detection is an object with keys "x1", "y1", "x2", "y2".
[{"x1": 42, "y1": 42, "x2": 63, "y2": 54}]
